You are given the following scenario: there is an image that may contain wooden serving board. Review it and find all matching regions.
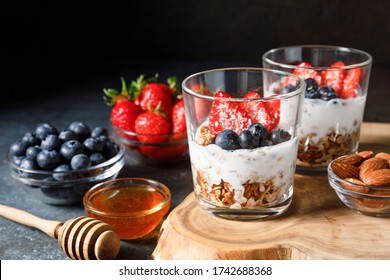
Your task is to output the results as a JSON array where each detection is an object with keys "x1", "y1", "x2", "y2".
[{"x1": 152, "y1": 122, "x2": 390, "y2": 260}]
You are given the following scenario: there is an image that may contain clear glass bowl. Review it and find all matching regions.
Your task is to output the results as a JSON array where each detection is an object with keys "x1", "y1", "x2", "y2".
[
  {"x1": 111, "y1": 124, "x2": 188, "y2": 165},
  {"x1": 328, "y1": 156, "x2": 390, "y2": 217},
  {"x1": 83, "y1": 177, "x2": 171, "y2": 240},
  {"x1": 6, "y1": 144, "x2": 125, "y2": 205}
]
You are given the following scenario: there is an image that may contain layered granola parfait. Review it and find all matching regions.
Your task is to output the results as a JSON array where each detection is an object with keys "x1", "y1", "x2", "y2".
[
  {"x1": 182, "y1": 68, "x2": 305, "y2": 220},
  {"x1": 263, "y1": 45, "x2": 373, "y2": 171}
]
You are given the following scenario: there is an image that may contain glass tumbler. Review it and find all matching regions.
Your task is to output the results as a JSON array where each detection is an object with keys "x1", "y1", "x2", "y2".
[
  {"x1": 182, "y1": 67, "x2": 305, "y2": 220},
  {"x1": 263, "y1": 45, "x2": 373, "y2": 172}
]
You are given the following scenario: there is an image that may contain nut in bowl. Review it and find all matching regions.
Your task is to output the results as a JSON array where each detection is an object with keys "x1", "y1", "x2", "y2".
[
  {"x1": 103, "y1": 74, "x2": 188, "y2": 165},
  {"x1": 83, "y1": 177, "x2": 171, "y2": 240},
  {"x1": 327, "y1": 151, "x2": 390, "y2": 217},
  {"x1": 7, "y1": 122, "x2": 125, "y2": 205}
]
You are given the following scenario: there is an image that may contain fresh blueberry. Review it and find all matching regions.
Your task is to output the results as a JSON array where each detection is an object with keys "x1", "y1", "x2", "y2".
[
  {"x1": 58, "y1": 129, "x2": 78, "y2": 142},
  {"x1": 52, "y1": 164, "x2": 75, "y2": 180},
  {"x1": 69, "y1": 121, "x2": 91, "y2": 141},
  {"x1": 9, "y1": 140, "x2": 30, "y2": 156},
  {"x1": 36, "y1": 150, "x2": 61, "y2": 170},
  {"x1": 248, "y1": 123, "x2": 269, "y2": 142},
  {"x1": 40, "y1": 134, "x2": 61, "y2": 150},
  {"x1": 35, "y1": 123, "x2": 58, "y2": 140},
  {"x1": 261, "y1": 139, "x2": 273, "y2": 147},
  {"x1": 238, "y1": 130, "x2": 260, "y2": 149},
  {"x1": 90, "y1": 153, "x2": 106, "y2": 166},
  {"x1": 12, "y1": 155, "x2": 25, "y2": 166},
  {"x1": 215, "y1": 129, "x2": 240, "y2": 150},
  {"x1": 98, "y1": 135, "x2": 110, "y2": 143},
  {"x1": 22, "y1": 132, "x2": 40, "y2": 146},
  {"x1": 280, "y1": 83, "x2": 298, "y2": 94},
  {"x1": 26, "y1": 145, "x2": 42, "y2": 160},
  {"x1": 70, "y1": 154, "x2": 91, "y2": 170},
  {"x1": 91, "y1": 127, "x2": 108, "y2": 138},
  {"x1": 83, "y1": 137, "x2": 104, "y2": 153},
  {"x1": 269, "y1": 129, "x2": 291, "y2": 145},
  {"x1": 305, "y1": 78, "x2": 318, "y2": 92},
  {"x1": 103, "y1": 141, "x2": 120, "y2": 159},
  {"x1": 317, "y1": 86, "x2": 339, "y2": 101},
  {"x1": 60, "y1": 140, "x2": 84, "y2": 160},
  {"x1": 19, "y1": 157, "x2": 39, "y2": 178}
]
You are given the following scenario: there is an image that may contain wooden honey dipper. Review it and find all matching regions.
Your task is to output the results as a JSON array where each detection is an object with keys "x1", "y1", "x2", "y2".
[{"x1": 0, "y1": 204, "x2": 120, "y2": 260}]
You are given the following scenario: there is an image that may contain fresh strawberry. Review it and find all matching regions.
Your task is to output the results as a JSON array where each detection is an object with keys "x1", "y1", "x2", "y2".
[
  {"x1": 172, "y1": 99, "x2": 186, "y2": 134},
  {"x1": 321, "y1": 61, "x2": 345, "y2": 94},
  {"x1": 103, "y1": 78, "x2": 143, "y2": 135},
  {"x1": 209, "y1": 91, "x2": 252, "y2": 135},
  {"x1": 134, "y1": 111, "x2": 170, "y2": 144},
  {"x1": 131, "y1": 74, "x2": 176, "y2": 118},
  {"x1": 110, "y1": 100, "x2": 143, "y2": 133},
  {"x1": 263, "y1": 95, "x2": 281, "y2": 131},
  {"x1": 294, "y1": 62, "x2": 322, "y2": 85},
  {"x1": 241, "y1": 92, "x2": 276, "y2": 132},
  {"x1": 191, "y1": 83, "x2": 211, "y2": 95},
  {"x1": 341, "y1": 67, "x2": 361, "y2": 99}
]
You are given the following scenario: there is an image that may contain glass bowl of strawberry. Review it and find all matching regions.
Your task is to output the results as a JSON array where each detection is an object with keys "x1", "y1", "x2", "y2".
[
  {"x1": 104, "y1": 75, "x2": 189, "y2": 165},
  {"x1": 182, "y1": 67, "x2": 306, "y2": 220},
  {"x1": 263, "y1": 45, "x2": 373, "y2": 172}
]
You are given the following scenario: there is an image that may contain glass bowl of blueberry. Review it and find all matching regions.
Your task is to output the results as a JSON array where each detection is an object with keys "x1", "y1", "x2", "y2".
[{"x1": 6, "y1": 121, "x2": 125, "y2": 205}]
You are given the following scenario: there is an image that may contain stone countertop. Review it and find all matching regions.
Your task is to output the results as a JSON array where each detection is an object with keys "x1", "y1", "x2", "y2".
[{"x1": 1, "y1": 60, "x2": 389, "y2": 260}]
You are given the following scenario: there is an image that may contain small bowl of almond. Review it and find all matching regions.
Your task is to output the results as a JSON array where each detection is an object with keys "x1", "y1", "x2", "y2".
[{"x1": 327, "y1": 151, "x2": 390, "y2": 217}]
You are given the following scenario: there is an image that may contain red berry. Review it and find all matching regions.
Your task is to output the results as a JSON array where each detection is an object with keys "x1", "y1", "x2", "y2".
[
  {"x1": 341, "y1": 67, "x2": 361, "y2": 99},
  {"x1": 139, "y1": 83, "x2": 173, "y2": 117},
  {"x1": 209, "y1": 91, "x2": 252, "y2": 135},
  {"x1": 110, "y1": 100, "x2": 142, "y2": 132},
  {"x1": 321, "y1": 61, "x2": 345, "y2": 94},
  {"x1": 134, "y1": 111, "x2": 170, "y2": 144},
  {"x1": 172, "y1": 99, "x2": 186, "y2": 134},
  {"x1": 241, "y1": 92, "x2": 278, "y2": 132},
  {"x1": 292, "y1": 62, "x2": 322, "y2": 85}
]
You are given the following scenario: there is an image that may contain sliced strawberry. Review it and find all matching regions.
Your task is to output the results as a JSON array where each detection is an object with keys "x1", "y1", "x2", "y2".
[
  {"x1": 172, "y1": 99, "x2": 186, "y2": 134},
  {"x1": 292, "y1": 62, "x2": 322, "y2": 85},
  {"x1": 263, "y1": 95, "x2": 281, "y2": 131},
  {"x1": 341, "y1": 68, "x2": 361, "y2": 99},
  {"x1": 240, "y1": 92, "x2": 276, "y2": 132},
  {"x1": 321, "y1": 61, "x2": 345, "y2": 94},
  {"x1": 209, "y1": 91, "x2": 252, "y2": 135}
]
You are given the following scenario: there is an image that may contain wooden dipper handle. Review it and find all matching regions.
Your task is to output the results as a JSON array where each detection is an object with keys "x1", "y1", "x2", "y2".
[
  {"x1": 0, "y1": 204, "x2": 120, "y2": 260},
  {"x1": 0, "y1": 204, "x2": 62, "y2": 238}
]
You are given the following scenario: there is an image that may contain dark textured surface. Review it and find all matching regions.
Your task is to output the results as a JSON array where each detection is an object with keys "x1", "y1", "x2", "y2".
[{"x1": 1, "y1": 0, "x2": 390, "y2": 260}]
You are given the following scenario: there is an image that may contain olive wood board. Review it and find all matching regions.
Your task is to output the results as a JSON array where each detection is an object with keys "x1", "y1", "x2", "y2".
[{"x1": 152, "y1": 122, "x2": 390, "y2": 260}]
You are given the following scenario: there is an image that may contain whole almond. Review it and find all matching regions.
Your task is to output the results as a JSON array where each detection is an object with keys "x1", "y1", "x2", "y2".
[
  {"x1": 359, "y1": 157, "x2": 389, "y2": 182},
  {"x1": 375, "y1": 152, "x2": 390, "y2": 165},
  {"x1": 332, "y1": 162, "x2": 360, "y2": 179},
  {"x1": 362, "y1": 169, "x2": 390, "y2": 187},
  {"x1": 341, "y1": 177, "x2": 370, "y2": 194},
  {"x1": 357, "y1": 150, "x2": 374, "y2": 160},
  {"x1": 335, "y1": 154, "x2": 363, "y2": 166}
]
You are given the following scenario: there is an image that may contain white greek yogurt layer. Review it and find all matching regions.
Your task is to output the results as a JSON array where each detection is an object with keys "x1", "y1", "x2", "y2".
[
  {"x1": 300, "y1": 95, "x2": 366, "y2": 142},
  {"x1": 189, "y1": 135, "x2": 298, "y2": 207}
]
